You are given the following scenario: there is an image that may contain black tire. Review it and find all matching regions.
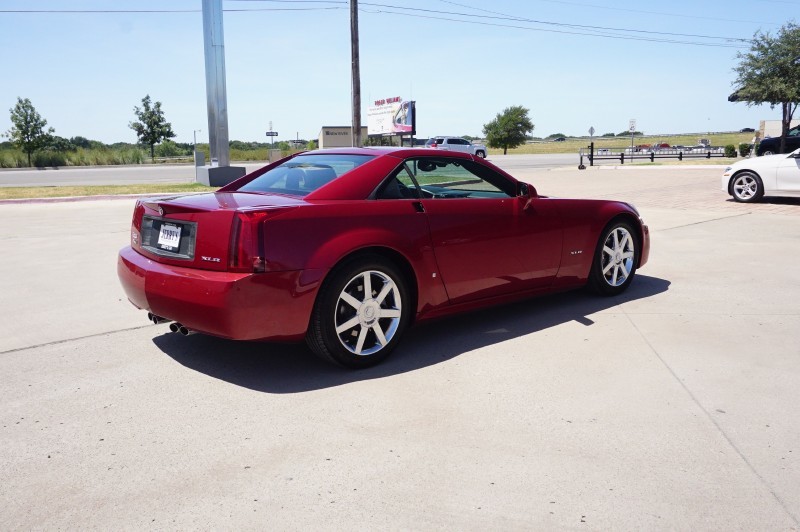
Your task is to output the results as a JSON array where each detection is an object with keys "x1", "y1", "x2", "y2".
[
  {"x1": 730, "y1": 171, "x2": 764, "y2": 203},
  {"x1": 587, "y1": 220, "x2": 640, "y2": 297},
  {"x1": 475, "y1": 150, "x2": 486, "y2": 158},
  {"x1": 761, "y1": 149, "x2": 775, "y2": 156},
  {"x1": 306, "y1": 255, "x2": 410, "y2": 368}
]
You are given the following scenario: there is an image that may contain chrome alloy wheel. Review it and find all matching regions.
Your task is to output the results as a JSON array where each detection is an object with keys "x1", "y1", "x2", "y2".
[
  {"x1": 733, "y1": 174, "x2": 758, "y2": 200},
  {"x1": 601, "y1": 227, "x2": 635, "y2": 287},
  {"x1": 334, "y1": 270, "x2": 402, "y2": 356}
]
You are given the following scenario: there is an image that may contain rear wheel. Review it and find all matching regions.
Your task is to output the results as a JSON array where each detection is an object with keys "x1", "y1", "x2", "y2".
[
  {"x1": 761, "y1": 149, "x2": 775, "y2": 156},
  {"x1": 475, "y1": 150, "x2": 486, "y2": 158},
  {"x1": 587, "y1": 221, "x2": 639, "y2": 296},
  {"x1": 306, "y1": 256, "x2": 410, "y2": 368},
  {"x1": 731, "y1": 171, "x2": 763, "y2": 203}
]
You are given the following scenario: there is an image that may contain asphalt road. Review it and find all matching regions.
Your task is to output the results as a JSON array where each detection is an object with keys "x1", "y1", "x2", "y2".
[
  {"x1": 0, "y1": 154, "x2": 577, "y2": 187},
  {"x1": 2, "y1": 167, "x2": 799, "y2": 529}
]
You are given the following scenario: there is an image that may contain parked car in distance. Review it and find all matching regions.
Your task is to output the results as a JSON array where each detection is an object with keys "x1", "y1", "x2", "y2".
[
  {"x1": 425, "y1": 136, "x2": 487, "y2": 158},
  {"x1": 756, "y1": 125, "x2": 800, "y2": 156},
  {"x1": 118, "y1": 147, "x2": 650, "y2": 368},
  {"x1": 740, "y1": 127, "x2": 755, "y2": 133},
  {"x1": 552, "y1": 137, "x2": 566, "y2": 142},
  {"x1": 651, "y1": 143, "x2": 671, "y2": 151},
  {"x1": 721, "y1": 148, "x2": 800, "y2": 202}
]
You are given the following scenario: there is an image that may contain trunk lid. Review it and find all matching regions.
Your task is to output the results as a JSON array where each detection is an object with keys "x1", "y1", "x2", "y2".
[{"x1": 131, "y1": 192, "x2": 303, "y2": 272}]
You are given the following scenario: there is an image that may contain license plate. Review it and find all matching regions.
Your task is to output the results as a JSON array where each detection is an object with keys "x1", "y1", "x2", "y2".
[{"x1": 157, "y1": 223, "x2": 181, "y2": 250}]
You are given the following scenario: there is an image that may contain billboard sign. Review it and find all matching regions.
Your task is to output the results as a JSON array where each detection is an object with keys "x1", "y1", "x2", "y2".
[{"x1": 367, "y1": 96, "x2": 415, "y2": 136}]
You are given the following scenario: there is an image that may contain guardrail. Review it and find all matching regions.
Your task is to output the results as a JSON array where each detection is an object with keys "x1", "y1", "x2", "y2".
[{"x1": 578, "y1": 142, "x2": 727, "y2": 169}]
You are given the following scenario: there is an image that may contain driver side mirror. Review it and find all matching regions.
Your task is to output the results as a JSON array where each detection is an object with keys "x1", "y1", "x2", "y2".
[
  {"x1": 519, "y1": 182, "x2": 537, "y2": 212},
  {"x1": 519, "y1": 182, "x2": 537, "y2": 198}
]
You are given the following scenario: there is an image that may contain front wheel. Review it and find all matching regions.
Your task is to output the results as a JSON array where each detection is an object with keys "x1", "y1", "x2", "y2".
[
  {"x1": 306, "y1": 256, "x2": 410, "y2": 368},
  {"x1": 731, "y1": 171, "x2": 763, "y2": 203},
  {"x1": 587, "y1": 221, "x2": 639, "y2": 296},
  {"x1": 475, "y1": 150, "x2": 486, "y2": 158}
]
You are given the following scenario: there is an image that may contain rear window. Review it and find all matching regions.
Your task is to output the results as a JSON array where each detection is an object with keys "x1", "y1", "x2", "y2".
[{"x1": 237, "y1": 154, "x2": 374, "y2": 196}]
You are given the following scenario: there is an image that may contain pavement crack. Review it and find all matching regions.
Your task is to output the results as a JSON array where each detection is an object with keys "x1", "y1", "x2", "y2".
[
  {"x1": 619, "y1": 305, "x2": 800, "y2": 527},
  {"x1": 659, "y1": 212, "x2": 751, "y2": 231},
  {"x1": 0, "y1": 325, "x2": 152, "y2": 355}
]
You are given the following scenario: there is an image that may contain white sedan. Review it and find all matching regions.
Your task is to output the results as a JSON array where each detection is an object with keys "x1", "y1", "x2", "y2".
[{"x1": 721, "y1": 148, "x2": 800, "y2": 203}]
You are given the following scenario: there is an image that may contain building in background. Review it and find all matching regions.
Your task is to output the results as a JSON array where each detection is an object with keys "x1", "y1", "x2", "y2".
[
  {"x1": 759, "y1": 120, "x2": 800, "y2": 138},
  {"x1": 318, "y1": 126, "x2": 368, "y2": 149}
]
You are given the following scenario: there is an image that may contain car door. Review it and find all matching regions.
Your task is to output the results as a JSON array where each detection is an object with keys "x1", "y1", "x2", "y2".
[
  {"x1": 395, "y1": 156, "x2": 562, "y2": 305},
  {"x1": 450, "y1": 138, "x2": 469, "y2": 154},
  {"x1": 776, "y1": 151, "x2": 800, "y2": 193}
]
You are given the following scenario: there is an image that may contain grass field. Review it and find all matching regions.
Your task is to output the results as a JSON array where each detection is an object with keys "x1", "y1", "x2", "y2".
[
  {"x1": 0, "y1": 183, "x2": 217, "y2": 201},
  {"x1": 490, "y1": 132, "x2": 754, "y2": 155}
]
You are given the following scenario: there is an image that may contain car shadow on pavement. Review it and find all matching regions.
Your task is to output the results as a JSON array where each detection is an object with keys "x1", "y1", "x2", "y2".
[
  {"x1": 725, "y1": 197, "x2": 800, "y2": 206},
  {"x1": 153, "y1": 275, "x2": 670, "y2": 393}
]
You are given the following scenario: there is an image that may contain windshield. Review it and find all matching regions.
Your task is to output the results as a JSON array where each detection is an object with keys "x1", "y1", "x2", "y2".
[{"x1": 237, "y1": 154, "x2": 374, "y2": 196}]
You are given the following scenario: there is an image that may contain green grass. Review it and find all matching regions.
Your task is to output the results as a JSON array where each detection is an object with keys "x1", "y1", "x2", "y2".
[{"x1": 0, "y1": 183, "x2": 218, "y2": 200}]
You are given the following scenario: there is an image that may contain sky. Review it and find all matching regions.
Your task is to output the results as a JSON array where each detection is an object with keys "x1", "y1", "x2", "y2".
[{"x1": 0, "y1": 0, "x2": 796, "y2": 145}]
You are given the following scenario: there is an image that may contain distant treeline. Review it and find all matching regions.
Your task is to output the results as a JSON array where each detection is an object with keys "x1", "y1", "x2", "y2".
[{"x1": 0, "y1": 137, "x2": 316, "y2": 168}]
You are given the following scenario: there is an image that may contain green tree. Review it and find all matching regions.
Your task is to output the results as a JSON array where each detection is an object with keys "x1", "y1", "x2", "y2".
[
  {"x1": 482, "y1": 105, "x2": 534, "y2": 154},
  {"x1": 128, "y1": 95, "x2": 176, "y2": 161},
  {"x1": 731, "y1": 22, "x2": 800, "y2": 153},
  {"x1": 5, "y1": 97, "x2": 54, "y2": 166},
  {"x1": 46, "y1": 135, "x2": 75, "y2": 152},
  {"x1": 69, "y1": 136, "x2": 92, "y2": 149}
]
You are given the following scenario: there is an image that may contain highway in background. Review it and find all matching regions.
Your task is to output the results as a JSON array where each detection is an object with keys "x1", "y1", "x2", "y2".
[{"x1": 0, "y1": 154, "x2": 578, "y2": 187}]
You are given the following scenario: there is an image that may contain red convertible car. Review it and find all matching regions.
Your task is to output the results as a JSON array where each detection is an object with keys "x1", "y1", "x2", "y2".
[{"x1": 118, "y1": 147, "x2": 649, "y2": 368}]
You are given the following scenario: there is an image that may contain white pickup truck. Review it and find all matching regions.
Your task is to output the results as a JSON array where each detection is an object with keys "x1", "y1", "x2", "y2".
[{"x1": 425, "y1": 136, "x2": 488, "y2": 158}]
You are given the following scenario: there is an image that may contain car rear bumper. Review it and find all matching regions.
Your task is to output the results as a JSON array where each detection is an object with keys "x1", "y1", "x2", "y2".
[{"x1": 117, "y1": 246, "x2": 324, "y2": 341}]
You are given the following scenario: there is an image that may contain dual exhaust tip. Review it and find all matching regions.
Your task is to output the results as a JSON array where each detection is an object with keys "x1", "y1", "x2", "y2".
[{"x1": 147, "y1": 312, "x2": 195, "y2": 336}]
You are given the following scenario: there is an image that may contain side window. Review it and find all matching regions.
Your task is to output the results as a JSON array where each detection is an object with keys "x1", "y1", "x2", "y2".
[
  {"x1": 404, "y1": 157, "x2": 515, "y2": 199},
  {"x1": 376, "y1": 165, "x2": 421, "y2": 200}
]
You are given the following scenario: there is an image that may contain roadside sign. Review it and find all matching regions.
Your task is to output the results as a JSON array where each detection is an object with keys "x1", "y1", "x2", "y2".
[
  {"x1": 589, "y1": 126, "x2": 595, "y2": 137},
  {"x1": 265, "y1": 131, "x2": 279, "y2": 137},
  {"x1": 629, "y1": 119, "x2": 636, "y2": 132}
]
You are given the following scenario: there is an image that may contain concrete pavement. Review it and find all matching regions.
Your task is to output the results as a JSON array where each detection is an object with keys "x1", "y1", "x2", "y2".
[{"x1": 1, "y1": 167, "x2": 798, "y2": 529}]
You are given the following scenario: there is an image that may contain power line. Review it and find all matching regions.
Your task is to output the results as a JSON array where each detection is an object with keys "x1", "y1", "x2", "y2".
[
  {"x1": 0, "y1": 7, "x2": 344, "y2": 13},
  {"x1": 359, "y1": 7, "x2": 749, "y2": 48},
  {"x1": 226, "y1": 0, "x2": 752, "y2": 44},
  {"x1": 521, "y1": 0, "x2": 779, "y2": 27},
  {"x1": 360, "y1": 1, "x2": 749, "y2": 43},
  {"x1": 0, "y1": 0, "x2": 752, "y2": 47}
]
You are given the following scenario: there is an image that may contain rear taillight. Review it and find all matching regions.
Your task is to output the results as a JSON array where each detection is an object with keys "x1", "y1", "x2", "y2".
[
  {"x1": 131, "y1": 200, "x2": 145, "y2": 247},
  {"x1": 229, "y1": 210, "x2": 269, "y2": 273}
]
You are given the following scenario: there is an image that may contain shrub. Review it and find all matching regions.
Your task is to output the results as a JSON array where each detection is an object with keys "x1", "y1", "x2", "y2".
[
  {"x1": 33, "y1": 151, "x2": 67, "y2": 168},
  {"x1": 724, "y1": 144, "x2": 737, "y2": 158},
  {"x1": 0, "y1": 149, "x2": 27, "y2": 168},
  {"x1": 738, "y1": 143, "x2": 752, "y2": 157},
  {"x1": 154, "y1": 140, "x2": 185, "y2": 158}
]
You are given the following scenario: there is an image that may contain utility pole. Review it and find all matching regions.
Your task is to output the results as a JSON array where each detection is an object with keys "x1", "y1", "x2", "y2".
[
  {"x1": 350, "y1": 0, "x2": 361, "y2": 147},
  {"x1": 197, "y1": 0, "x2": 245, "y2": 185}
]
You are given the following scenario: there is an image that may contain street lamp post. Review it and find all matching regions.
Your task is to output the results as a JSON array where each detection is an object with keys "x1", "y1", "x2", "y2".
[{"x1": 193, "y1": 129, "x2": 202, "y2": 166}]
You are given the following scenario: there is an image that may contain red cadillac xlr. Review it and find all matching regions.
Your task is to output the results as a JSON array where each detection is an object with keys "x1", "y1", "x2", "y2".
[{"x1": 118, "y1": 147, "x2": 650, "y2": 368}]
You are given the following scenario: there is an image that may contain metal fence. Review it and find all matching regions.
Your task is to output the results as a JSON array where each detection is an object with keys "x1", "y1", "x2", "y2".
[{"x1": 578, "y1": 142, "x2": 727, "y2": 169}]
